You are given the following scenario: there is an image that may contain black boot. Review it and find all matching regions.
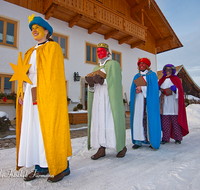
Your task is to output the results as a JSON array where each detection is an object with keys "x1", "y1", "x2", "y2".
[
  {"x1": 91, "y1": 146, "x2": 106, "y2": 160},
  {"x1": 116, "y1": 146, "x2": 127, "y2": 158},
  {"x1": 132, "y1": 144, "x2": 141, "y2": 149},
  {"x1": 175, "y1": 140, "x2": 181, "y2": 144},
  {"x1": 161, "y1": 140, "x2": 168, "y2": 144}
]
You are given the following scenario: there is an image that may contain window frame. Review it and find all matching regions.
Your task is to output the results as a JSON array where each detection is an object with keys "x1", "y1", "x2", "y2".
[
  {"x1": 0, "y1": 74, "x2": 15, "y2": 93},
  {"x1": 52, "y1": 33, "x2": 69, "y2": 59},
  {"x1": 0, "y1": 16, "x2": 17, "y2": 48},
  {"x1": 85, "y1": 42, "x2": 98, "y2": 65},
  {"x1": 111, "y1": 50, "x2": 122, "y2": 69}
]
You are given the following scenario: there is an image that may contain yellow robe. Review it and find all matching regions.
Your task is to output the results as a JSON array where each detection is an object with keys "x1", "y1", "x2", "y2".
[{"x1": 16, "y1": 41, "x2": 72, "y2": 176}]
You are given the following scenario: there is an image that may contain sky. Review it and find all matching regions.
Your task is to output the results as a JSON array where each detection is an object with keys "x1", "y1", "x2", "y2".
[{"x1": 155, "y1": 0, "x2": 200, "y2": 87}]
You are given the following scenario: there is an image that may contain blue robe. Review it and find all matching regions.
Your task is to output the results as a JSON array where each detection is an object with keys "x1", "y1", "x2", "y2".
[{"x1": 130, "y1": 70, "x2": 161, "y2": 150}]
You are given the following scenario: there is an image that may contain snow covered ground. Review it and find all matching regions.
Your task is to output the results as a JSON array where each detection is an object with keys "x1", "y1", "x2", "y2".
[{"x1": 0, "y1": 104, "x2": 200, "y2": 190}]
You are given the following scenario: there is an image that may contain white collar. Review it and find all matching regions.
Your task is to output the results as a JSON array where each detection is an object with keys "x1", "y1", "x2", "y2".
[
  {"x1": 140, "y1": 70, "x2": 148, "y2": 75},
  {"x1": 99, "y1": 57, "x2": 111, "y2": 66}
]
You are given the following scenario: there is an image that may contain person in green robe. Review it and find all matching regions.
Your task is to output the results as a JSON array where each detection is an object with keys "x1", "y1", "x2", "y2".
[{"x1": 85, "y1": 43, "x2": 127, "y2": 160}]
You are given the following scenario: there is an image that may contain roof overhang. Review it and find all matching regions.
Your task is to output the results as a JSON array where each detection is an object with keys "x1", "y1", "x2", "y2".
[{"x1": 4, "y1": 0, "x2": 182, "y2": 53}]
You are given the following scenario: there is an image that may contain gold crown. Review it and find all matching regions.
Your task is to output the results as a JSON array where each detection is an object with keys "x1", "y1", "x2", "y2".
[
  {"x1": 97, "y1": 43, "x2": 109, "y2": 50},
  {"x1": 28, "y1": 14, "x2": 35, "y2": 23}
]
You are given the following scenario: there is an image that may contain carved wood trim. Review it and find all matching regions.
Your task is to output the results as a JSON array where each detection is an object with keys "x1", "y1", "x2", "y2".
[{"x1": 54, "y1": 0, "x2": 147, "y2": 41}]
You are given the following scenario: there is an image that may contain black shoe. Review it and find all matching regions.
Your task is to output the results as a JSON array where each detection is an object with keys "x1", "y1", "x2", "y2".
[
  {"x1": 175, "y1": 140, "x2": 181, "y2": 144},
  {"x1": 161, "y1": 140, "x2": 168, "y2": 144},
  {"x1": 132, "y1": 144, "x2": 141, "y2": 149}
]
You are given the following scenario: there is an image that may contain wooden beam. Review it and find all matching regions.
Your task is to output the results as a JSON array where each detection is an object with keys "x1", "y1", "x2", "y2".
[
  {"x1": 88, "y1": 22, "x2": 102, "y2": 34},
  {"x1": 135, "y1": 0, "x2": 140, "y2": 4},
  {"x1": 141, "y1": 9, "x2": 144, "y2": 25},
  {"x1": 167, "y1": 42, "x2": 172, "y2": 50},
  {"x1": 142, "y1": 9, "x2": 164, "y2": 39},
  {"x1": 159, "y1": 46, "x2": 163, "y2": 52},
  {"x1": 134, "y1": 13, "x2": 142, "y2": 24},
  {"x1": 131, "y1": 0, "x2": 147, "y2": 14},
  {"x1": 104, "y1": 30, "x2": 119, "y2": 40},
  {"x1": 45, "y1": 4, "x2": 58, "y2": 20},
  {"x1": 131, "y1": 40, "x2": 145, "y2": 48},
  {"x1": 118, "y1": 36, "x2": 133, "y2": 45},
  {"x1": 69, "y1": 14, "x2": 82, "y2": 28},
  {"x1": 156, "y1": 36, "x2": 173, "y2": 47}
]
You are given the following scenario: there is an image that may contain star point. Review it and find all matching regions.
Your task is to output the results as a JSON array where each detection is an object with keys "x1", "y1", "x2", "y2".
[{"x1": 9, "y1": 52, "x2": 32, "y2": 100}]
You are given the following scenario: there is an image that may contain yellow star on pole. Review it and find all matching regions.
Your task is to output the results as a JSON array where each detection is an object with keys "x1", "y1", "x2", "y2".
[{"x1": 9, "y1": 51, "x2": 32, "y2": 101}]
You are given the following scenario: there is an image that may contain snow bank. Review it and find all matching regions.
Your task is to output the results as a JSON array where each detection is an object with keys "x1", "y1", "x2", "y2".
[{"x1": 186, "y1": 104, "x2": 200, "y2": 128}]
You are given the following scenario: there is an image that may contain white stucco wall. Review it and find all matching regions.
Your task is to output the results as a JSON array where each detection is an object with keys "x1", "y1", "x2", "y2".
[{"x1": 0, "y1": 1, "x2": 157, "y2": 115}]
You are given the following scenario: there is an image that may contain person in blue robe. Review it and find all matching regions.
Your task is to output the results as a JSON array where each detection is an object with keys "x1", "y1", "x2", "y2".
[{"x1": 130, "y1": 58, "x2": 161, "y2": 150}]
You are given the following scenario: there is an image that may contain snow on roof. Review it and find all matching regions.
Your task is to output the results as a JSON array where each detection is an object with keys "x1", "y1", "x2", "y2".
[{"x1": 186, "y1": 95, "x2": 200, "y2": 100}]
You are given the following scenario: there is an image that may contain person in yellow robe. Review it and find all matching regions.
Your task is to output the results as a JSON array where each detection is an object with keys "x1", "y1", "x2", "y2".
[{"x1": 16, "y1": 14, "x2": 72, "y2": 183}]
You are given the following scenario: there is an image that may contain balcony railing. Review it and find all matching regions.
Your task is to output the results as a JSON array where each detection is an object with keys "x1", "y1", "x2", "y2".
[{"x1": 45, "y1": 0, "x2": 147, "y2": 41}]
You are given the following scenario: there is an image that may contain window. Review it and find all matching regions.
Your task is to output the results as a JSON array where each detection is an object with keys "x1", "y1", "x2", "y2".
[
  {"x1": 0, "y1": 17, "x2": 17, "y2": 47},
  {"x1": 86, "y1": 42, "x2": 97, "y2": 65},
  {"x1": 112, "y1": 50, "x2": 122, "y2": 68},
  {"x1": 52, "y1": 33, "x2": 68, "y2": 58},
  {"x1": 0, "y1": 74, "x2": 15, "y2": 94}
]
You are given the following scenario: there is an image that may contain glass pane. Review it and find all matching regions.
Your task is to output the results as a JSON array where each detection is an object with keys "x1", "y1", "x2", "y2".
[
  {"x1": 0, "y1": 20, "x2": 3, "y2": 43},
  {"x1": 4, "y1": 77, "x2": 12, "y2": 94},
  {"x1": 92, "y1": 47, "x2": 96, "y2": 63},
  {"x1": 112, "y1": 53, "x2": 115, "y2": 60},
  {"x1": 87, "y1": 45, "x2": 91, "y2": 62},
  {"x1": 60, "y1": 37, "x2": 66, "y2": 56},
  {"x1": 53, "y1": 35, "x2": 58, "y2": 43},
  {"x1": 6, "y1": 22, "x2": 14, "y2": 45},
  {"x1": 116, "y1": 54, "x2": 120, "y2": 63}
]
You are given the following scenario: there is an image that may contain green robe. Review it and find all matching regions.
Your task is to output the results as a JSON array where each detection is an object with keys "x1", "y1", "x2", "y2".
[{"x1": 87, "y1": 59, "x2": 126, "y2": 153}]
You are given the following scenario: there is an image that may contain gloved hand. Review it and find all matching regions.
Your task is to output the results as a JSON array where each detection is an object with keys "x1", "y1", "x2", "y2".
[
  {"x1": 85, "y1": 76, "x2": 94, "y2": 87},
  {"x1": 170, "y1": 85, "x2": 177, "y2": 92},
  {"x1": 93, "y1": 74, "x2": 104, "y2": 85}
]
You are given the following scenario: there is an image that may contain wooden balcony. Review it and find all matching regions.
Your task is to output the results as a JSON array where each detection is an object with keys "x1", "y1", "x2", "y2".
[{"x1": 42, "y1": 0, "x2": 147, "y2": 48}]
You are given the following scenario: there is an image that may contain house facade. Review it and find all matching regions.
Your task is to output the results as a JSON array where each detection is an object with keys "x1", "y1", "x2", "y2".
[{"x1": 0, "y1": 0, "x2": 182, "y2": 119}]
